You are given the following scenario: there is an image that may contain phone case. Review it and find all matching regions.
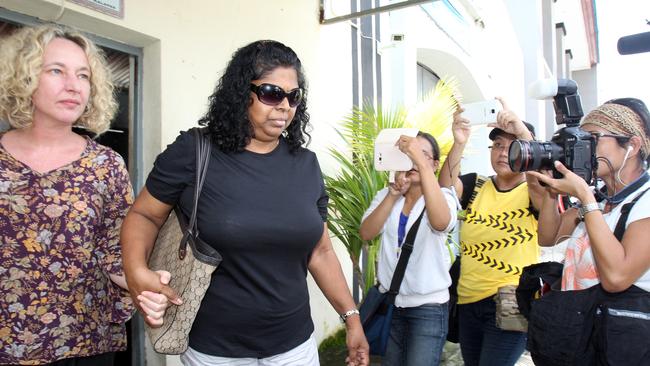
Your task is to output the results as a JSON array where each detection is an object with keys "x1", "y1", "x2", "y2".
[
  {"x1": 374, "y1": 128, "x2": 418, "y2": 171},
  {"x1": 462, "y1": 100, "x2": 501, "y2": 125}
]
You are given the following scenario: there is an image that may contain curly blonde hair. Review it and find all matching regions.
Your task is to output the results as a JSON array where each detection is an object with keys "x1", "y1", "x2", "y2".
[{"x1": 0, "y1": 24, "x2": 117, "y2": 135}]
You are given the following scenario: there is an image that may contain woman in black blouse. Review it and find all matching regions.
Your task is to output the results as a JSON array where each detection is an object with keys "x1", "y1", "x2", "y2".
[{"x1": 121, "y1": 40, "x2": 368, "y2": 365}]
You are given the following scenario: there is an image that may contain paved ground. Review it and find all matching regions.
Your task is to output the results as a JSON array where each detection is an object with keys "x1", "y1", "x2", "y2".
[{"x1": 321, "y1": 342, "x2": 535, "y2": 366}]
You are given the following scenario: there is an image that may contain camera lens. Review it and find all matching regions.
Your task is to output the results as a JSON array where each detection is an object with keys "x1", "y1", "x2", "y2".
[
  {"x1": 508, "y1": 140, "x2": 563, "y2": 172},
  {"x1": 508, "y1": 141, "x2": 529, "y2": 172}
]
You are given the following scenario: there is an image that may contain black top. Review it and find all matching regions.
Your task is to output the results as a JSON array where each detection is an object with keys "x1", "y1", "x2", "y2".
[
  {"x1": 146, "y1": 130, "x2": 328, "y2": 357},
  {"x1": 459, "y1": 172, "x2": 479, "y2": 209}
]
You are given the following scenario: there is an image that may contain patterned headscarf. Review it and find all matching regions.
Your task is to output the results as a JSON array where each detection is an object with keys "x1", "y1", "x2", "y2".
[{"x1": 581, "y1": 103, "x2": 650, "y2": 159}]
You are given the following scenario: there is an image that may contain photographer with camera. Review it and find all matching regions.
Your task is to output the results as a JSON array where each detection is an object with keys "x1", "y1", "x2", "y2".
[
  {"x1": 359, "y1": 132, "x2": 458, "y2": 366},
  {"x1": 439, "y1": 98, "x2": 544, "y2": 366},
  {"x1": 526, "y1": 98, "x2": 650, "y2": 365}
]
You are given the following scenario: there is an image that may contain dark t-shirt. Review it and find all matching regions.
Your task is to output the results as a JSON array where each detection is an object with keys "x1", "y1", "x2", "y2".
[{"x1": 146, "y1": 130, "x2": 328, "y2": 357}]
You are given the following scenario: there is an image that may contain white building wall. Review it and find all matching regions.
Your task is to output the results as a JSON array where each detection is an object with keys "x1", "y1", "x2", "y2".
[
  {"x1": 573, "y1": 66, "x2": 599, "y2": 114},
  {"x1": 504, "y1": 0, "x2": 551, "y2": 140},
  {"x1": 380, "y1": 0, "x2": 528, "y2": 177}
]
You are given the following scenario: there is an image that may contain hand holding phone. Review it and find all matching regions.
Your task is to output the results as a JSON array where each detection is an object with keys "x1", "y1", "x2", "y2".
[
  {"x1": 374, "y1": 128, "x2": 419, "y2": 174},
  {"x1": 461, "y1": 99, "x2": 502, "y2": 125}
]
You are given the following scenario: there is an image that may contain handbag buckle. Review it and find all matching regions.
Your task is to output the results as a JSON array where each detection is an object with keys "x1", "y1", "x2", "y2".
[{"x1": 179, "y1": 232, "x2": 191, "y2": 260}]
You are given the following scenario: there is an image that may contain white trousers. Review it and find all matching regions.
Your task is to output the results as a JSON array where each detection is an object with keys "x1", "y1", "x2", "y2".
[{"x1": 180, "y1": 334, "x2": 319, "y2": 366}]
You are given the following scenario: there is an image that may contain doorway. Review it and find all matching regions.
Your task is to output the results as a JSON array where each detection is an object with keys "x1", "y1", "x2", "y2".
[{"x1": 0, "y1": 16, "x2": 144, "y2": 366}]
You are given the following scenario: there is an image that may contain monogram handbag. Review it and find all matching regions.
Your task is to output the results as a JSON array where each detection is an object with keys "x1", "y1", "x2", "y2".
[{"x1": 145, "y1": 128, "x2": 222, "y2": 354}]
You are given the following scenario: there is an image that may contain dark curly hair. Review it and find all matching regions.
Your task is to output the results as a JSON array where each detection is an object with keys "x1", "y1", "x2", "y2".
[{"x1": 198, "y1": 40, "x2": 311, "y2": 153}]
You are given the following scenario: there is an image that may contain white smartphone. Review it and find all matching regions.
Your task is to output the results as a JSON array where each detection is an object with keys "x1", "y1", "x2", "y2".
[
  {"x1": 374, "y1": 128, "x2": 419, "y2": 172},
  {"x1": 461, "y1": 100, "x2": 502, "y2": 125}
]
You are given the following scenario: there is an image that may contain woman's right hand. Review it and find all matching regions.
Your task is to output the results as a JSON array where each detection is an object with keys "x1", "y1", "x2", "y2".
[
  {"x1": 388, "y1": 172, "x2": 410, "y2": 196},
  {"x1": 452, "y1": 107, "x2": 472, "y2": 145},
  {"x1": 128, "y1": 268, "x2": 182, "y2": 327}
]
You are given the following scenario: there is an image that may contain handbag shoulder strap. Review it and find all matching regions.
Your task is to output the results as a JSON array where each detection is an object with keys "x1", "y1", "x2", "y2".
[
  {"x1": 386, "y1": 208, "x2": 426, "y2": 303},
  {"x1": 179, "y1": 128, "x2": 211, "y2": 257},
  {"x1": 613, "y1": 187, "x2": 650, "y2": 241}
]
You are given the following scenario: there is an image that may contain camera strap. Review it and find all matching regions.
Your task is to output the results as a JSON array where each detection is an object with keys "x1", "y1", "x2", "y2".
[
  {"x1": 613, "y1": 186, "x2": 650, "y2": 241},
  {"x1": 596, "y1": 172, "x2": 649, "y2": 204}
]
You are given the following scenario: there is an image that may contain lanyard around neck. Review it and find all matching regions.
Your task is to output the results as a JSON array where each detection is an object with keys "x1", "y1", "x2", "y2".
[{"x1": 598, "y1": 172, "x2": 650, "y2": 204}]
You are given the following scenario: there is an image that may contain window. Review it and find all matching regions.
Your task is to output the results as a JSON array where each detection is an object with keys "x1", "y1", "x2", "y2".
[{"x1": 417, "y1": 63, "x2": 440, "y2": 101}]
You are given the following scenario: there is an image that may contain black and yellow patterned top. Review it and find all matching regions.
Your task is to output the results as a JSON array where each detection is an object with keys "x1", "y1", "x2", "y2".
[{"x1": 457, "y1": 175, "x2": 539, "y2": 304}]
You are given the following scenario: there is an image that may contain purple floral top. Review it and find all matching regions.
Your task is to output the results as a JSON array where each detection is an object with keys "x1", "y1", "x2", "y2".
[{"x1": 0, "y1": 136, "x2": 135, "y2": 364}]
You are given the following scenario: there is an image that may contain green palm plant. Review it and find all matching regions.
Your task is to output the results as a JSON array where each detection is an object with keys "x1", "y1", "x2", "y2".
[
  {"x1": 325, "y1": 105, "x2": 407, "y2": 294},
  {"x1": 325, "y1": 78, "x2": 459, "y2": 298}
]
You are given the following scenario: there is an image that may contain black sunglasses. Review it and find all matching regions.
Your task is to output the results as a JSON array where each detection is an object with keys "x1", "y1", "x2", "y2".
[{"x1": 250, "y1": 83, "x2": 303, "y2": 108}]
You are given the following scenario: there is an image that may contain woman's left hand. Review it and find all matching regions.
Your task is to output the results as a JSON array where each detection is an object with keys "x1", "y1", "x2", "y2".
[
  {"x1": 396, "y1": 135, "x2": 426, "y2": 168},
  {"x1": 527, "y1": 161, "x2": 592, "y2": 201},
  {"x1": 344, "y1": 322, "x2": 370, "y2": 366}
]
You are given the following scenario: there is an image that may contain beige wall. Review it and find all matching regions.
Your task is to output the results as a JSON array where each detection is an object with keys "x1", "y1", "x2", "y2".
[
  {"x1": 0, "y1": 0, "x2": 356, "y2": 356},
  {"x1": 0, "y1": 0, "x2": 354, "y2": 175}
]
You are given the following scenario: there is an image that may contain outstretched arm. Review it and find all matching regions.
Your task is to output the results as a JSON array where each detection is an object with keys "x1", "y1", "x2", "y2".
[
  {"x1": 309, "y1": 223, "x2": 369, "y2": 366},
  {"x1": 439, "y1": 108, "x2": 471, "y2": 197}
]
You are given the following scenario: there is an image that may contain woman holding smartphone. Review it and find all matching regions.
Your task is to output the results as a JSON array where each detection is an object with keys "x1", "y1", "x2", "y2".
[{"x1": 360, "y1": 132, "x2": 458, "y2": 366}]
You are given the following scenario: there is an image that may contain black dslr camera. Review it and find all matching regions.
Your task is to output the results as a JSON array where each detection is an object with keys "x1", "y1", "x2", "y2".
[{"x1": 508, "y1": 79, "x2": 597, "y2": 184}]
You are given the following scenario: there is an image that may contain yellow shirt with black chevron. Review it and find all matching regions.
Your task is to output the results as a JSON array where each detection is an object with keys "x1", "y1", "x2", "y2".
[{"x1": 457, "y1": 177, "x2": 539, "y2": 304}]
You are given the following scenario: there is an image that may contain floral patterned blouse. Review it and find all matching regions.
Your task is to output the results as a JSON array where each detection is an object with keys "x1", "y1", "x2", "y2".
[{"x1": 0, "y1": 136, "x2": 135, "y2": 365}]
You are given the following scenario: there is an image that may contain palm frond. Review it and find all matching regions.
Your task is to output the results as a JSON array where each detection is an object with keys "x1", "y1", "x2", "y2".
[
  {"x1": 406, "y1": 77, "x2": 459, "y2": 172},
  {"x1": 325, "y1": 80, "x2": 459, "y2": 296}
]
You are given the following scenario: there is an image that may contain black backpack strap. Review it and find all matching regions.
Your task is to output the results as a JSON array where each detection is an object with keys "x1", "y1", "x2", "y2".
[
  {"x1": 460, "y1": 173, "x2": 488, "y2": 210},
  {"x1": 386, "y1": 208, "x2": 426, "y2": 303},
  {"x1": 470, "y1": 175, "x2": 488, "y2": 209},
  {"x1": 613, "y1": 187, "x2": 650, "y2": 241}
]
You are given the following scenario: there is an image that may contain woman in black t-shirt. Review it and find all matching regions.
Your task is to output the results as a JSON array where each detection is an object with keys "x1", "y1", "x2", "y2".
[{"x1": 120, "y1": 40, "x2": 369, "y2": 365}]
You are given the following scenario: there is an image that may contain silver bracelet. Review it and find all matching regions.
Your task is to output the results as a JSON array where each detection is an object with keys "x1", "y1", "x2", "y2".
[
  {"x1": 578, "y1": 201, "x2": 602, "y2": 220},
  {"x1": 339, "y1": 309, "x2": 360, "y2": 323}
]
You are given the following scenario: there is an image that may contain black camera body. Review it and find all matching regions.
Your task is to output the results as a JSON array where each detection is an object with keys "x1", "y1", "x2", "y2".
[
  {"x1": 549, "y1": 126, "x2": 596, "y2": 183},
  {"x1": 508, "y1": 79, "x2": 597, "y2": 184}
]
